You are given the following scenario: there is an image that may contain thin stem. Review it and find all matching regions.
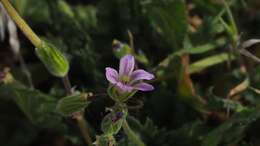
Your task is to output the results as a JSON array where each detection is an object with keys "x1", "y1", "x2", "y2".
[
  {"x1": 1, "y1": 0, "x2": 42, "y2": 48},
  {"x1": 62, "y1": 75, "x2": 93, "y2": 146},
  {"x1": 62, "y1": 75, "x2": 72, "y2": 95},
  {"x1": 122, "y1": 119, "x2": 146, "y2": 146},
  {"x1": 213, "y1": 0, "x2": 236, "y2": 23},
  {"x1": 127, "y1": 30, "x2": 134, "y2": 50},
  {"x1": 1, "y1": 0, "x2": 93, "y2": 145},
  {"x1": 75, "y1": 114, "x2": 93, "y2": 146},
  {"x1": 223, "y1": 0, "x2": 238, "y2": 39}
]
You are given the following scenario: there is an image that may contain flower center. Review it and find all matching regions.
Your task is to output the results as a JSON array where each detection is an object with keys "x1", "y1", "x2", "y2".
[{"x1": 120, "y1": 75, "x2": 130, "y2": 83}]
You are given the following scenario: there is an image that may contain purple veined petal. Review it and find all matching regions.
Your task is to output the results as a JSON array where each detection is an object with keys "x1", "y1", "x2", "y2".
[
  {"x1": 119, "y1": 54, "x2": 135, "y2": 76},
  {"x1": 105, "y1": 67, "x2": 119, "y2": 84},
  {"x1": 115, "y1": 82, "x2": 133, "y2": 93},
  {"x1": 133, "y1": 82, "x2": 154, "y2": 91},
  {"x1": 130, "y1": 69, "x2": 154, "y2": 83}
]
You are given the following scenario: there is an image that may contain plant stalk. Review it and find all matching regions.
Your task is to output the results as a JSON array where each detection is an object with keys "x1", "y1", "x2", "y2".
[
  {"x1": 1, "y1": 0, "x2": 42, "y2": 48},
  {"x1": 62, "y1": 75, "x2": 73, "y2": 95},
  {"x1": 75, "y1": 114, "x2": 93, "y2": 146},
  {"x1": 62, "y1": 75, "x2": 93, "y2": 146},
  {"x1": 122, "y1": 119, "x2": 146, "y2": 146},
  {"x1": 1, "y1": 0, "x2": 93, "y2": 145}
]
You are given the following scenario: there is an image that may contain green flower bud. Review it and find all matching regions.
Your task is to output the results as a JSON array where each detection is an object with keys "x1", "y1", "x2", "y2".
[
  {"x1": 35, "y1": 41, "x2": 69, "y2": 77},
  {"x1": 56, "y1": 93, "x2": 91, "y2": 116},
  {"x1": 112, "y1": 40, "x2": 149, "y2": 66},
  {"x1": 101, "y1": 109, "x2": 127, "y2": 135},
  {"x1": 112, "y1": 39, "x2": 132, "y2": 59},
  {"x1": 107, "y1": 85, "x2": 137, "y2": 103}
]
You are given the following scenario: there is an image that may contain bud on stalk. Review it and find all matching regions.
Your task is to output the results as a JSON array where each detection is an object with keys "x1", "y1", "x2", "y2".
[
  {"x1": 35, "y1": 41, "x2": 69, "y2": 77},
  {"x1": 1, "y1": 0, "x2": 69, "y2": 77}
]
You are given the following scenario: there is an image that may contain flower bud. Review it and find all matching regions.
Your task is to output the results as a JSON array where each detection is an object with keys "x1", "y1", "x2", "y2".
[
  {"x1": 112, "y1": 39, "x2": 132, "y2": 59},
  {"x1": 35, "y1": 41, "x2": 69, "y2": 77},
  {"x1": 56, "y1": 93, "x2": 90, "y2": 116},
  {"x1": 107, "y1": 85, "x2": 137, "y2": 103},
  {"x1": 101, "y1": 109, "x2": 127, "y2": 135}
]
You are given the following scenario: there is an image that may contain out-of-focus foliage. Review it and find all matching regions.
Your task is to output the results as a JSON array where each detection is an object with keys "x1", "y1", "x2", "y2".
[{"x1": 1, "y1": 0, "x2": 260, "y2": 146}]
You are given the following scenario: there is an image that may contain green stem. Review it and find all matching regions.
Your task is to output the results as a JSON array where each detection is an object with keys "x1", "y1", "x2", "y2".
[
  {"x1": 122, "y1": 119, "x2": 146, "y2": 146},
  {"x1": 223, "y1": 0, "x2": 238, "y2": 36},
  {"x1": 1, "y1": 0, "x2": 42, "y2": 48},
  {"x1": 223, "y1": 0, "x2": 238, "y2": 46},
  {"x1": 75, "y1": 114, "x2": 93, "y2": 146},
  {"x1": 62, "y1": 75, "x2": 73, "y2": 95},
  {"x1": 213, "y1": 0, "x2": 236, "y2": 23},
  {"x1": 62, "y1": 75, "x2": 93, "y2": 146}
]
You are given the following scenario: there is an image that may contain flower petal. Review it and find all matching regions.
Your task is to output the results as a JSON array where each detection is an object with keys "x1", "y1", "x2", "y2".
[
  {"x1": 115, "y1": 82, "x2": 133, "y2": 92},
  {"x1": 130, "y1": 69, "x2": 154, "y2": 83},
  {"x1": 105, "y1": 67, "x2": 119, "y2": 84},
  {"x1": 119, "y1": 54, "x2": 135, "y2": 76},
  {"x1": 133, "y1": 83, "x2": 154, "y2": 91}
]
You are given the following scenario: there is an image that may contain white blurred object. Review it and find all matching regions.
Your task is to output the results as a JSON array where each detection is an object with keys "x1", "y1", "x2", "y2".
[
  {"x1": 0, "y1": 2, "x2": 33, "y2": 88},
  {"x1": 0, "y1": 3, "x2": 20, "y2": 57},
  {"x1": 7, "y1": 18, "x2": 20, "y2": 55},
  {"x1": 0, "y1": 3, "x2": 7, "y2": 41}
]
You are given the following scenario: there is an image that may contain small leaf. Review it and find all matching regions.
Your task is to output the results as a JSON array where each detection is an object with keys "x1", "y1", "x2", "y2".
[
  {"x1": 228, "y1": 77, "x2": 250, "y2": 98},
  {"x1": 189, "y1": 53, "x2": 235, "y2": 74},
  {"x1": 177, "y1": 43, "x2": 216, "y2": 55},
  {"x1": 155, "y1": 43, "x2": 217, "y2": 73}
]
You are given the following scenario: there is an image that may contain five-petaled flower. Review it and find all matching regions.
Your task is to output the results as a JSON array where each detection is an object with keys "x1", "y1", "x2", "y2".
[{"x1": 105, "y1": 54, "x2": 154, "y2": 93}]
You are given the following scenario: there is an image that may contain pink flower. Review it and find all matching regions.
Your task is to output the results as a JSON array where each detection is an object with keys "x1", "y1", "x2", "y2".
[{"x1": 105, "y1": 54, "x2": 154, "y2": 93}]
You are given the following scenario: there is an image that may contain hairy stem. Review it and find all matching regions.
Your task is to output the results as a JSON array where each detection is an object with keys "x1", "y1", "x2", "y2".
[
  {"x1": 62, "y1": 75, "x2": 93, "y2": 146},
  {"x1": 122, "y1": 119, "x2": 146, "y2": 146},
  {"x1": 1, "y1": 0, "x2": 42, "y2": 48},
  {"x1": 62, "y1": 75, "x2": 73, "y2": 95},
  {"x1": 1, "y1": 0, "x2": 93, "y2": 145},
  {"x1": 75, "y1": 114, "x2": 93, "y2": 146}
]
